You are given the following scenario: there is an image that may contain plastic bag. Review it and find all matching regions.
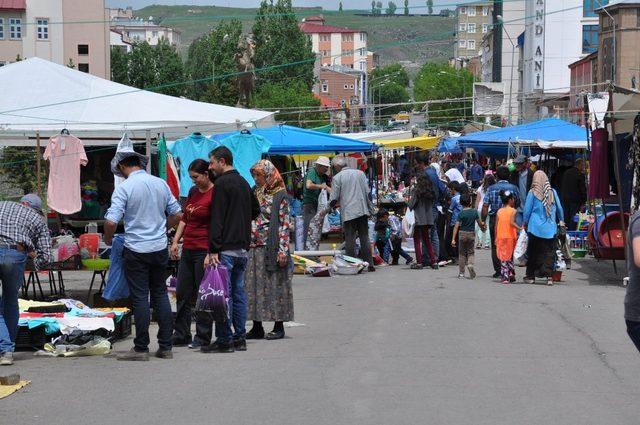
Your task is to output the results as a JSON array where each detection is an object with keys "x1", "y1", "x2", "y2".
[
  {"x1": 317, "y1": 189, "x2": 329, "y2": 211},
  {"x1": 555, "y1": 250, "x2": 567, "y2": 271},
  {"x1": 196, "y1": 266, "x2": 229, "y2": 322},
  {"x1": 102, "y1": 234, "x2": 129, "y2": 301},
  {"x1": 402, "y1": 210, "x2": 415, "y2": 239},
  {"x1": 514, "y1": 231, "x2": 528, "y2": 266}
]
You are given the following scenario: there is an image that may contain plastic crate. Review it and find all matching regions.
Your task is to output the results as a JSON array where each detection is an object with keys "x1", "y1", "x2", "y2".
[
  {"x1": 15, "y1": 325, "x2": 50, "y2": 349},
  {"x1": 112, "y1": 311, "x2": 132, "y2": 341}
]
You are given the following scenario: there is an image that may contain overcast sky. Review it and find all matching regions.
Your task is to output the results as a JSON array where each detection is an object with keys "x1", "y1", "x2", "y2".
[{"x1": 106, "y1": 0, "x2": 449, "y2": 12}]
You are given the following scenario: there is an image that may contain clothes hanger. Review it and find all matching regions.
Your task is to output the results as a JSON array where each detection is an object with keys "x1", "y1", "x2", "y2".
[
  {"x1": 240, "y1": 129, "x2": 251, "y2": 134},
  {"x1": 192, "y1": 131, "x2": 202, "y2": 136},
  {"x1": 61, "y1": 128, "x2": 70, "y2": 135}
]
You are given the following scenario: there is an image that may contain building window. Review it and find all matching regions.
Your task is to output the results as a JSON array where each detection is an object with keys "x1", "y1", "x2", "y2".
[
  {"x1": 583, "y1": 0, "x2": 608, "y2": 17},
  {"x1": 359, "y1": 61, "x2": 366, "y2": 70},
  {"x1": 468, "y1": 40, "x2": 476, "y2": 50},
  {"x1": 468, "y1": 6, "x2": 476, "y2": 16},
  {"x1": 0, "y1": 18, "x2": 4, "y2": 39},
  {"x1": 359, "y1": 33, "x2": 366, "y2": 42},
  {"x1": 349, "y1": 84, "x2": 354, "y2": 89},
  {"x1": 483, "y1": 23, "x2": 489, "y2": 33},
  {"x1": 321, "y1": 80, "x2": 329, "y2": 93},
  {"x1": 78, "y1": 44, "x2": 89, "y2": 55},
  {"x1": 459, "y1": 23, "x2": 467, "y2": 32},
  {"x1": 37, "y1": 19, "x2": 49, "y2": 40},
  {"x1": 582, "y1": 25, "x2": 598, "y2": 53},
  {"x1": 482, "y1": 6, "x2": 489, "y2": 16},
  {"x1": 459, "y1": 6, "x2": 466, "y2": 15},
  {"x1": 468, "y1": 23, "x2": 476, "y2": 33},
  {"x1": 344, "y1": 84, "x2": 349, "y2": 89},
  {"x1": 321, "y1": 50, "x2": 329, "y2": 57},
  {"x1": 9, "y1": 18, "x2": 21, "y2": 40},
  {"x1": 320, "y1": 34, "x2": 329, "y2": 42},
  {"x1": 152, "y1": 31, "x2": 158, "y2": 38},
  {"x1": 459, "y1": 39, "x2": 467, "y2": 48},
  {"x1": 342, "y1": 34, "x2": 353, "y2": 42},
  {"x1": 78, "y1": 63, "x2": 89, "y2": 73}
]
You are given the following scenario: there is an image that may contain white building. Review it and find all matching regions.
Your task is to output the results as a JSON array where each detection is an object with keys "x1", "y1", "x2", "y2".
[
  {"x1": 110, "y1": 16, "x2": 181, "y2": 47},
  {"x1": 520, "y1": 0, "x2": 598, "y2": 120},
  {"x1": 110, "y1": 30, "x2": 131, "y2": 53}
]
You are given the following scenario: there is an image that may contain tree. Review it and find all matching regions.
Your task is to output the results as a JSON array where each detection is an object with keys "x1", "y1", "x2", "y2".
[
  {"x1": 252, "y1": 81, "x2": 329, "y2": 128},
  {"x1": 252, "y1": 0, "x2": 315, "y2": 91},
  {"x1": 339, "y1": 1, "x2": 343, "y2": 12},
  {"x1": 413, "y1": 62, "x2": 474, "y2": 126},
  {"x1": 110, "y1": 46, "x2": 129, "y2": 84},
  {"x1": 185, "y1": 19, "x2": 242, "y2": 105},
  {"x1": 427, "y1": 0, "x2": 433, "y2": 14},
  {"x1": 404, "y1": 0, "x2": 409, "y2": 15},
  {"x1": 371, "y1": 64, "x2": 410, "y2": 88},
  {"x1": 153, "y1": 38, "x2": 185, "y2": 97},
  {"x1": 67, "y1": 58, "x2": 76, "y2": 69},
  {"x1": 371, "y1": 0, "x2": 376, "y2": 14},
  {"x1": 0, "y1": 147, "x2": 47, "y2": 195},
  {"x1": 385, "y1": 1, "x2": 397, "y2": 15},
  {"x1": 376, "y1": 1, "x2": 383, "y2": 14}
]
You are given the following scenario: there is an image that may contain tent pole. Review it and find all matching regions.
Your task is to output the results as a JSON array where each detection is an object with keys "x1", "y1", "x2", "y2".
[
  {"x1": 145, "y1": 130, "x2": 151, "y2": 173},
  {"x1": 607, "y1": 86, "x2": 627, "y2": 255},
  {"x1": 36, "y1": 131, "x2": 42, "y2": 198}
]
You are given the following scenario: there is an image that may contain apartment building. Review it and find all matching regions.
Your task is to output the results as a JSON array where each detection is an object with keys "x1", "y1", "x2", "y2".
[
  {"x1": 299, "y1": 15, "x2": 371, "y2": 72},
  {"x1": 454, "y1": 2, "x2": 493, "y2": 58},
  {"x1": 597, "y1": 0, "x2": 639, "y2": 90},
  {"x1": 110, "y1": 16, "x2": 181, "y2": 47},
  {"x1": 0, "y1": 0, "x2": 110, "y2": 78}
]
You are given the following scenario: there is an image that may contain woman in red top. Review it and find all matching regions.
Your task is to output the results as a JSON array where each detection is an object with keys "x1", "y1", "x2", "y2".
[{"x1": 170, "y1": 159, "x2": 214, "y2": 348}]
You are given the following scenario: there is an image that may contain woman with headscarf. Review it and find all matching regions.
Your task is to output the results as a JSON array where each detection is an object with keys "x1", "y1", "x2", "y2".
[
  {"x1": 245, "y1": 160, "x2": 293, "y2": 340},
  {"x1": 522, "y1": 170, "x2": 565, "y2": 285}
]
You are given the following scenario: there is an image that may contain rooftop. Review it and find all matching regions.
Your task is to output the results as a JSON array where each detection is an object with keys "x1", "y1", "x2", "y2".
[
  {"x1": 0, "y1": 0, "x2": 25, "y2": 11},
  {"x1": 299, "y1": 22, "x2": 362, "y2": 34}
]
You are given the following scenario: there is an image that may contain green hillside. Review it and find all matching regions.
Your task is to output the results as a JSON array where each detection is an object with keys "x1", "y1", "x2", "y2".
[{"x1": 134, "y1": 5, "x2": 455, "y2": 67}]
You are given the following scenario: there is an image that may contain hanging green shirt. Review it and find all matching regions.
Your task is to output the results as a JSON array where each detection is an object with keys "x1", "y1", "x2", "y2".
[{"x1": 302, "y1": 168, "x2": 325, "y2": 207}]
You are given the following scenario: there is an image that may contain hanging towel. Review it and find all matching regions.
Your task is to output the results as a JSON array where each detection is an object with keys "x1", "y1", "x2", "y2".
[{"x1": 588, "y1": 128, "x2": 610, "y2": 199}]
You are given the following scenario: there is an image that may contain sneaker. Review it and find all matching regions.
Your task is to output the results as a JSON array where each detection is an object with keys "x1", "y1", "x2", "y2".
[
  {"x1": 0, "y1": 352, "x2": 13, "y2": 366},
  {"x1": 468, "y1": 266, "x2": 476, "y2": 279},
  {"x1": 438, "y1": 260, "x2": 448, "y2": 267},
  {"x1": 523, "y1": 277, "x2": 535, "y2": 284},
  {"x1": 201, "y1": 340, "x2": 235, "y2": 353},
  {"x1": 405, "y1": 258, "x2": 414, "y2": 265},
  {"x1": 458, "y1": 273, "x2": 465, "y2": 279},
  {"x1": 410, "y1": 263, "x2": 423, "y2": 270},
  {"x1": 492, "y1": 272, "x2": 501, "y2": 279},
  {"x1": 546, "y1": 278, "x2": 554, "y2": 286},
  {"x1": 117, "y1": 348, "x2": 150, "y2": 361},
  {"x1": 155, "y1": 349, "x2": 173, "y2": 359},
  {"x1": 188, "y1": 341, "x2": 204, "y2": 349},
  {"x1": 171, "y1": 336, "x2": 191, "y2": 347},
  {"x1": 430, "y1": 264, "x2": 439, "y2": 270},
  {"x1": 234, "y1": 338, "x2": 247, "y2": 351}
]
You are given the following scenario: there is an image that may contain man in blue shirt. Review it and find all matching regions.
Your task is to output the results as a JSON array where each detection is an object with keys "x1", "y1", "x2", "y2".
[
  {"x1": 105, "y1": 152, "x2": 182, "y2": 361},
  {"x1": 482, "y1": 166, "x2": 520, "y2": 278},
  {"x1": 468, "y1": 159, "x2": 484, "y2": 188}
]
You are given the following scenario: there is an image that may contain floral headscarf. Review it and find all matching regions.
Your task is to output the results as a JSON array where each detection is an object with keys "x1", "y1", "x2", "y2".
[
  {"x1": 531, "y1": 170, "x2": 555, "y2": 216},
  {"x1": 250, "y1": 159, "x2": 286, "y2": 202}
]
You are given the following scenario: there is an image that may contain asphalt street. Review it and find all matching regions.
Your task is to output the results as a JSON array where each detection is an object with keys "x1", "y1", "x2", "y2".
[{"x1": 1, "y1": 250, "x2": 639, "y2": 425}]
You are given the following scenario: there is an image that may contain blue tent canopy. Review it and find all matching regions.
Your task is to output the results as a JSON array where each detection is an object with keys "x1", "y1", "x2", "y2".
[
  {"x1": 212, "y1": 125, "x2": 377, "y2": 155},
  {"x1": 457, "y1": 118, "x2": 587, "y2": 157},
  {"x1": 437, "y1": 137, "x2": 463, "y2": 153}
]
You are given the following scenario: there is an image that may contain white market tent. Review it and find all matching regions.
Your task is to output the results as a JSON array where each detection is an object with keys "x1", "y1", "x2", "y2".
[{"x1": 0, "y1": 58, "x2": 274, "y2": 146}]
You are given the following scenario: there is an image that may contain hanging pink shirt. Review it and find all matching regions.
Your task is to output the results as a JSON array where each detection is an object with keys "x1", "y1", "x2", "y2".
[{"x1": 44, "y1": 134, "x2": 88, "y2": 215}]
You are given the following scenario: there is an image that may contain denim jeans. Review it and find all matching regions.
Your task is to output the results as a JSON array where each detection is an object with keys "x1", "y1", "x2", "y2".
[
  {"x1": 0, "y1": 248, "x2": 27, "y2": 353},
  {"x1": 123, "y1": 247, "x2": 173, "y2": 352},
  {"x1": 216, "y1": 254, "x2": 248, "y2": 342}
]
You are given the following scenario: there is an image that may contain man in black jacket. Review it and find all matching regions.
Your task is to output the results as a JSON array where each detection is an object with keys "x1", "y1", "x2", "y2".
[
  {"x1": 509, "y1": 154, "x2": 533, "y2": 225},
  {"x1": 203, "y1": 146, "x2": 259, "y2": 353},
  {"x1": 561, "y1": 158, "x2": 587, "y2": 230}
]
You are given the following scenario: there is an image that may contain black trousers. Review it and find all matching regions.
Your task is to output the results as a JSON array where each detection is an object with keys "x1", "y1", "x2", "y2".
[
  {"x1": 564, "y1": 201, "x2": 582, "y2": 231},
  {"x1": 489, "y1": 215, "x2": 500, "y2": 274},
  {"x1": 626, "y1": 320, "x2": 640, "y2": 353},
  {"x1": 436, "y1": 212, "x2": 448, "y2": 261},
  {"x1": 525, "y1": 234, "x2": 556, "y2": 278},
  {"x1": 444, "y1": 224, "x2": 458, "y2": 262},
  {"x1": 173, "y1": 249, "x2": 213, "y2": 345},
  {"x1": 343, "y1": 215, "x2": 373, "y2": 265},
  {"x1": 391, "y1": 236, "x2": 412, "y2": 263},
  {"x1": 123, "y1": 247, "x2": 173, "y2": 352}
]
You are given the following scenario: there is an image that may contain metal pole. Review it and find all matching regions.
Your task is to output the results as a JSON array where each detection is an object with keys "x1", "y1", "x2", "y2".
[
  {"x1": 607, "y1": 85, "x2": 627, "y2": 254},
  {"x1": 145, "y1": 129, "x2": 151, "y2": 173},
  {"x1": 36, "y1": 131, "x2": 42, "y2": 198}
]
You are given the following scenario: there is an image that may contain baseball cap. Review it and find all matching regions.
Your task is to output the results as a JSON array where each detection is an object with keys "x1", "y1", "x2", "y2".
[
  {"x1": 315, "y1": 156, "x2": 331, "y2": 167},
  {"x1": 20, "y1": 194, "x2": 43, "y2": 213}
]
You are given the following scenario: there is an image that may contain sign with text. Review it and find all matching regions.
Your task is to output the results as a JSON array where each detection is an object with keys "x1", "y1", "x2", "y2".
[{"x1": 532, "y1": 0, "x2": 545, "y2": 91}]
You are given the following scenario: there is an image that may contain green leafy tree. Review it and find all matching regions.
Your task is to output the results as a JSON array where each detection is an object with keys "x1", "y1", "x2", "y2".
[
  {"x1": 127, "y1": 41, "x2": 159, "y2": 90},
  {"x1": 153, "y1": 38, "x2": 185, "y2": 97},
  {"x1": 339, "y1": 1, "x2": 343, "y2": 12},
  {"x1": 404, "y1": 0, "x2": 409, "y2": 15},
  {"x1": 427, "y1": 0, "x2": 433, "y2": 14},
  {"x1": 371, "y1": 0, "x2": 376, "y2": 14},
  {"x1": 185, "y1": 19, "x2": 242, "y2": 105},
  {"x1": 413, "y1": 62, "x2": 474, "y2": 125},
  {"x1": 371, "y1": 63, "x2": 410, "y2": 87},
  {"x1": 67, "y1": 58, "x2": 76, "y2": 69},
  {"x1": 376, "y1": 1, "x2": 383, "y2": 14},
  {"x1": 110, "y1": 46, "x2": 129, "y2": 84},
  {"x1": 386, "y1": 1, "x2": 397, "y2": 15},
  {"x1": 253, "y1": 81, "x2": 328, "y2": 128},
  {"x1": 373, "y1": 82, "x2": 410, "y2": 120},
  {"x1": 252, "y1": 0, "x2": 315, "y2": 91},
  {"x1": 0, "y1": 147, "x2": 48, "y2": 195}
]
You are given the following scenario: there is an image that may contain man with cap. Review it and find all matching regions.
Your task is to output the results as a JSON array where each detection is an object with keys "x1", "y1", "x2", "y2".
[
  {"x1": 0, "y1": 194, "x2": 51, "y2": 365},
  {"x1": 302, "y1": 156, "x2": 331, "y2": 248},
  {"x1": 104, "y1": 149, "x2": 182, "y2": 361},
  {"x1": 509, "y1": 154, "x2": 534, "y2": 225}
]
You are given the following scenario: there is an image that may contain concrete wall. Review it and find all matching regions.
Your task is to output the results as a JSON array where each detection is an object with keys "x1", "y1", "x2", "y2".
[{"x1": 63, "y1": 0, "x2": 109, "y2": 79}]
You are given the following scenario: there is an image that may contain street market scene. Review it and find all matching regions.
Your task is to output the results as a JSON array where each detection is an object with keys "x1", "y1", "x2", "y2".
[{"x1": 1, "y1": 0, "x2": 640, "y2": 423}]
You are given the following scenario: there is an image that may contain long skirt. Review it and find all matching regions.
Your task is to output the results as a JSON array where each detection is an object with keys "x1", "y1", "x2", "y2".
[
  {"x1": 525, "y1": 233, "x2": 556, "y2": 278},
  {"x1": 245, "y1": 246, "x2": 294, "y2": 322}
]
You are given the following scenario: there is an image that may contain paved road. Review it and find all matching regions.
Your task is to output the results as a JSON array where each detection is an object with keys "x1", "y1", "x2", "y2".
[{"x1": 2, "y1": 251, "x2": 639, "y2": 425}]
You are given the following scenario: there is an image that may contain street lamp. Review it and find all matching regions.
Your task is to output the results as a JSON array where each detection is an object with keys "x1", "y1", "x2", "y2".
[{"x1": 497, "y1": 15, "x2": 515, "y2": 125}]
